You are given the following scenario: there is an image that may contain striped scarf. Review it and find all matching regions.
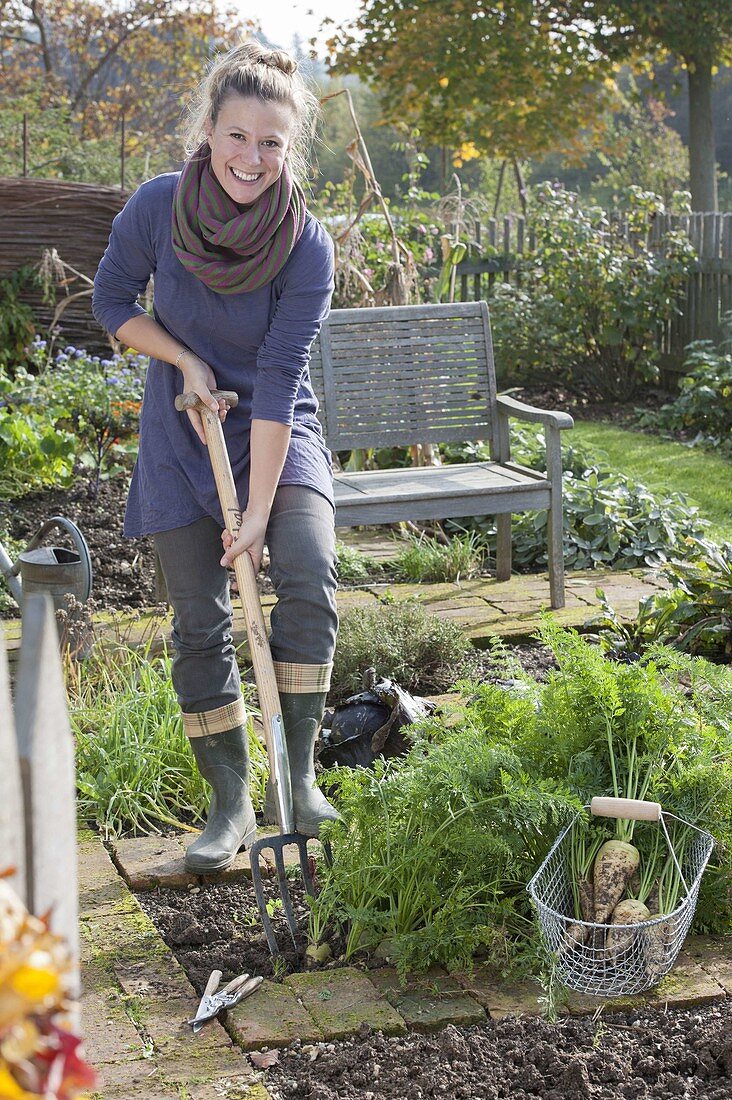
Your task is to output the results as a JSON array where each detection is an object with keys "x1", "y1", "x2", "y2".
[{"x1": 171, "y1": 144, "x2": 306, "y2": 294}]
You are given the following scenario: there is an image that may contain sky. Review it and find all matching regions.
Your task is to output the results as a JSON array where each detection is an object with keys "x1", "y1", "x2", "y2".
[{"x1": 234, "y1": 0, "x2": 362, "y2": 54}]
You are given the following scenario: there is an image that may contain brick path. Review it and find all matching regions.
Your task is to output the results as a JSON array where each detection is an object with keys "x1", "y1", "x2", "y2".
[{"x1": 80, "y1": 828, "x2": 731, "y2": 1099}]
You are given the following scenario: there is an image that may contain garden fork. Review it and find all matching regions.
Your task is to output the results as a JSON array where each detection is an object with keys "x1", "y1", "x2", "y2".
[{"x1": 174, "y1": 389, "x2": 323, "y2": 955}]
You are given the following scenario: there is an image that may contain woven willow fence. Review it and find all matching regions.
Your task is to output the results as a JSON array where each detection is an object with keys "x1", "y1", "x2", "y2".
[{"x1": 0, "y1": 176, "x2": 128, "y2": 351}]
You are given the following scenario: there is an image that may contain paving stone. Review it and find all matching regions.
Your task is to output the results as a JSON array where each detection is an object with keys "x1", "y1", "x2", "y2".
[
  {"x1": 286, "y1": 968, "x2": 407, "y2": 1040},
  {"x1": 684, "y1": 936, "x2": 732, "y2": 995},
  {"x1": 111, "y1": 834, "x2": 196, "y2": 890},
  {"x1": 227, "y1": 979, "x2": 325, "y2": 1050},
  {"x1": 80, "y1": 988, "x2": 148, "y2": 1064},
  {"x1": 79, "y1": 904, "x2": 169, "y2": 965},
  {"x1": 77, "y1": 830, "x2": 141, "y2": 919},
  {"x1": 564, "y1": 990, "x2": 649, "y2": 1016},
  {"x1": 452, "y1": 966, "x2": 546, "y2": 1018},
  {"x1": 112, "y1": 830, "x2": 316, "y2": 890},
  {"x1": 91, "y1": 1061, "x2": 178, "y2": 1097},
  {"x1": 649, "y1": 953, "x2": 727, "y2": 1009},
  {"x1": 368, "y1": 967, "x2": 485, "y2": 1032}
]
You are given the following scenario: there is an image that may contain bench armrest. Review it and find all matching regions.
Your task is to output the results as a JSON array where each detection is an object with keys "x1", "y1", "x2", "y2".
[{"x1": 496, "y1": 394, "x2": 574, "y2": 430}]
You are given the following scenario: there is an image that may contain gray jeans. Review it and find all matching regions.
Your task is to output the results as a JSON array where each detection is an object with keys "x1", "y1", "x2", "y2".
[{"x1": 154, "y1": 484, "x2": 338, "y2": 714}]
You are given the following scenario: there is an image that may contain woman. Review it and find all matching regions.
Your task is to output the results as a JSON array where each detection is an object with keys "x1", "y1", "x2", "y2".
[{"x1": 92, "y1": 40, "x2": 339, "y2": 873}]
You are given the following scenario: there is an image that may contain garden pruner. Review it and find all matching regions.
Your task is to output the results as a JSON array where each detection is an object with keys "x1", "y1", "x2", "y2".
[{"x1": 188, "y1": 969, "x2": 263, "y2": 1032}]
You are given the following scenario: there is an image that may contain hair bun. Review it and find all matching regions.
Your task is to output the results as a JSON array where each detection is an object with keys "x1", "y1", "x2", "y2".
[{"x1": 258, "y1": 49, "x2": 298, "y2": 75}]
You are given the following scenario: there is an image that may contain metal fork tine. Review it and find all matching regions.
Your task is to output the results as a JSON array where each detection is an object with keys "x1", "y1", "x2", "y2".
[
  {"x1": 298, "y1": 836, "x2": 316, "y2": 895},
  {"x1": 248, "y1": 832, "x2": 329, "y2": 956},
  {"x1": 249, "y1": 837, "x2": 280, "y2": 957},
  {"x1": 273, "y1": 838, "x2": 299, "y2": 946}
]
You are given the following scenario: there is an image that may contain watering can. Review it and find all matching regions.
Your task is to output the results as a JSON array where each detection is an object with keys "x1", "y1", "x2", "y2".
[{"x1": 0, "y1": 516, "x2": 93, "y2": 613}]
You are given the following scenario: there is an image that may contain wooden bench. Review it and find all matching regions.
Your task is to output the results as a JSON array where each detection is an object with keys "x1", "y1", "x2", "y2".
[{"x1": 309, "y1": 301, "x2": 574, "y2": 609}]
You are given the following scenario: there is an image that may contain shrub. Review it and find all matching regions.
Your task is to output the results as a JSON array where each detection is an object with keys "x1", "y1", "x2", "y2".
[
  {"x1": 637, "y1": 313, "x2": 732, "y2": 456},
  {"x1": 489, "y1": 184, "x2": 695, "y2": 399},
  {"x1": 330, "y1": 601, "x2": 481, "y2": 703},
  {"x1": 445, "y1": 427, "x2": 707, "y2": 571}
]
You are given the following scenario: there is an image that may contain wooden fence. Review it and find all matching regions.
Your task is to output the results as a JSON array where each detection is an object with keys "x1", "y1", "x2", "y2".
[
  {"x1": 455, "y1": 213, "x2": 732, "y2": 378},
  {"x1": 0, "y1": 593, "x2": 80, "y2": 996}
]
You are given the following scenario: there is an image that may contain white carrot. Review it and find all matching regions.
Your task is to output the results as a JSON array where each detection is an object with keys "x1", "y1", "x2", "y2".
[
  {"x1": 593, "y1": 839, "x2": 640, "y2": 924},
  {"x1": 605, "y1": 899, "x2": 651, "y2": 957}
]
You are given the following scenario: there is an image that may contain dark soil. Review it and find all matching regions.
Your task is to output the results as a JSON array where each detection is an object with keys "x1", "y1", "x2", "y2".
[
  {"x1": 134, "y1": 858, "x2": 732, "y2": 1100},
  {"x1": 511, "y1": 383, "x2": 672, "y2": 427},
  {"x1": 1, "y1": 476, "x2": 158, "y2": 617},
  {"x1": 135, "y1": 875, "x2": 326, "y2": 989},
  {"x1": 265, "y1": 1002, "x2": 732, "y2": 1100}
]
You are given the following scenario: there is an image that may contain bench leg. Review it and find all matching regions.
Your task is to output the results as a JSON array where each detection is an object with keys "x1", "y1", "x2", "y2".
[
  {"x1": 546, "y1": 424, "x2": 566, "y2": 610},
  {"x1": 495, "y1": 514, "x2": 512, "y2": 582}
]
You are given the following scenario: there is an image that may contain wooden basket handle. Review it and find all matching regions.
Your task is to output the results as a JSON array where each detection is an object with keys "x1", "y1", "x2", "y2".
[{"x1": 591, "y1": 796, "x2": 662, "y2": 822}]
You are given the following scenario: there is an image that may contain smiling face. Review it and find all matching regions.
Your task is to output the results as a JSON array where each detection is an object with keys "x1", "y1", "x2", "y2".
[{"x1": 205, "y1": 94, "x2": 295, "y2": 205}]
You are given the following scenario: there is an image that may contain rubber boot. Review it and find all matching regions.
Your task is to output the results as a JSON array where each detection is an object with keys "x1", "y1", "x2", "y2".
[
  {"x1": 265, "y1": 692, "x2": 340, "y2": 838},
  {"x1": 185, "y1": 725, "x2": 257, "y2": 873}
]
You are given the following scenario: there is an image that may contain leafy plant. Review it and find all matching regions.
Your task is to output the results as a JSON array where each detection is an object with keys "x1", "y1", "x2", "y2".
[
  {"x1": 330, "y1": 600, "x2": 482, "y2": 704},
  {"x1": 637, "y1": 313, "x2": 732, "y2": 457},
  {"x1": 488, "y1": 184, "x2": 695, "y2": 399},
  {"x1": 392, "y1": 530, "x2": 486, "y2": 583},
  {"x1": 68, "y1": 642, "x2": 267, "y2": 837},
  {"x1": 335, "y1": 540, "x2": 381, "y2": 584},
  {"x1": 445, "y1": 426, "x2": 707, "y2": 571},
  {"x1": 0, "y1": 402, "x2": 76, "y2": 499},
  {"x1": 311, "y1": 727, "x2": 578, "y2": 977},
  {"x1": 2, "y1": 339, "x2": 147, "y2": 496},
  {"x1": 314, "y1": 624, "x2": 732, "y2": 976},
  {"x1": 592, "y1": 539, "x2": 732, "y2": 661}
]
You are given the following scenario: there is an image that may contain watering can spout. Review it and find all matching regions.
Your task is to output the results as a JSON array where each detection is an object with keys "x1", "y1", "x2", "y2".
[{"x1": 0, "y1": 516, "x2": 93, "y2": 612}]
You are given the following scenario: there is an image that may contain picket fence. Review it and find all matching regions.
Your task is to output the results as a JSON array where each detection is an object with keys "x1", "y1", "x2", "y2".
[
  {"x1": 455, "y1": 212, "x2": 732, "y2": 380},
  {"x1": 0, "y1": 594, "x2": 80, "y2": 994}
]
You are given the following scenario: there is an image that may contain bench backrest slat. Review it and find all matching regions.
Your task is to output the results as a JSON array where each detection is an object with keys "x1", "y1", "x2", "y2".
[{"x1": 310, "y1": 301, "x2": 499, "y2": 450}]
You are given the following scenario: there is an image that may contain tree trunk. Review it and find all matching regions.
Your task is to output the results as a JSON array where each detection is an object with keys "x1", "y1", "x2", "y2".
[{"x1": 687, "y1": 58, "x2": 718, "y2": 212}]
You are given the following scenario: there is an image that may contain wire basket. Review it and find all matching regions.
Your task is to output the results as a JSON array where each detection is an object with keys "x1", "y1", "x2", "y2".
[{"x1": 527, "y1": 797, "x2": 715, "y2": 997}]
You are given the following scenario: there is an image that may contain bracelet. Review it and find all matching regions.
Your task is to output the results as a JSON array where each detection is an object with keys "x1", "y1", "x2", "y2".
[{"x1": 174, "y1": 347, "x2": 190, "y2": 370}]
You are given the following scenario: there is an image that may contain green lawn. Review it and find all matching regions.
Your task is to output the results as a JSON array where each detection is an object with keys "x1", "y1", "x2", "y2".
[{"x1": 570, "y1": 421, "x2": 732, "y2": 544}]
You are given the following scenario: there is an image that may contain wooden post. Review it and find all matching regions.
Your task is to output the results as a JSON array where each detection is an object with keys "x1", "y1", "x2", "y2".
[
  {"x1": 14, "y1": 594, "x2": 80, "y2": 994},
  {"x1": 120, "y1": 113, "x2": 126, "y2": 191},
  {"x1": 0, "y1": 627, "x2": 26, "y2": 901},
  {"x1": 22, "y1": 112, "x2": 28, "y2": 177}
]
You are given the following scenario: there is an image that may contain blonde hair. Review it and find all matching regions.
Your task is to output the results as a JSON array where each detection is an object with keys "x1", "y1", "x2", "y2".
[{"x1": 184, "y1": 40, "x2": 319, "y2": 184}]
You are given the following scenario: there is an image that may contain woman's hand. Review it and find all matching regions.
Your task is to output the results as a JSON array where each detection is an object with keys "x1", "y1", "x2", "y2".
[
  {"x1": 220, "y1": 511, "x2": 268, "y2": 573},
  {"x1": 179, "y1": 353, "x2": 228, "y2": 446}
]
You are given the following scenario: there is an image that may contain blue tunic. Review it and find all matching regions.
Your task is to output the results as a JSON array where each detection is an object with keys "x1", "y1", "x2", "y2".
[{"x1": 92, "y1": 173, "x2": 335, "y2": 537}]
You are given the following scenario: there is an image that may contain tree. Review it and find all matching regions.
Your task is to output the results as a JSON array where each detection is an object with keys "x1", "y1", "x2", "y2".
[
  {"x1": 0, "y1": 1, "x2": 252, "y2": 181},
  {"x1": 571, "y1": 1, "x2": 732, "y2": 210},
  {"x1": 326, "y1": 1, "x2": 621, "y2": 166},
  {"x1": 330, "y1": 1, "x2": 732, "y2": 211}
]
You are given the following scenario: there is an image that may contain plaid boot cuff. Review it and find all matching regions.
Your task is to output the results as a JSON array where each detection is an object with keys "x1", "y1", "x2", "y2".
[
  {"x1": 273, "y1": 662, "x2": 332, "y2": 694},
  {"x1": 182, "y1": 698, "x2": 247, "y2": 738}
]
